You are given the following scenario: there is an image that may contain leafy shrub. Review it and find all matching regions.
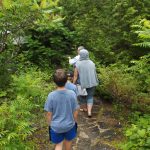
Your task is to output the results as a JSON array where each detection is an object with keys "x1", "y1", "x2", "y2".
[
  {"x1": 23, "y1": 25, "x2": 75, "y2": 68},
  {"x1": 121, "y1": 115, "x2": 150, "y2": 150},
  {"x1": 0, "y1": 67, "x2": 54, "y2": 149},
  {"x1": 131, "y1": 93, "x2": 150, "y2": 113},
  {"x1": 133, "y1": 19, "x2": 150, "y2": 48},
  {"x1": 128, "y1": 54, "x2": 150, "y2": 112},
  {"x1": 0, "y1": 54, "x2": 12, "y2": 90},
  {"x1": 129, "y1": 54, "x2": 150, "y2": 93},
  {"x1": 0, "y1": 96, "x2": 35, "y2": 149},
  {"x1": 12, "y1": 67, "x2": 54, "y2": 106},
  {"x1": 98, "y1": 53, "x2": 150, "y2": 113},
  {"x1": 98, "y1": 64, "x2": 140, "y2": 104}
]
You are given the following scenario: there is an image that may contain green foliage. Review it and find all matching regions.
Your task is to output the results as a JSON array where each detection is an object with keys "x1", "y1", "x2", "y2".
[
  {"x1": 0, "y1": 0, "x2": 39, "y2": 91},
  {"x1": 60, "y1": 0, "x2": 150, "y2": 63},
  {"x1": 129, "y1": 54, "x2": 150, "y2": 93},
  {"x1": 121, "y1": 115, "x2": 150, "y2": 150},
  {"x1": 98, "y1": 64, "x2": 139, "y2": 104},
  {"x1": 0, "y1": 53, "x2": 12, "y2": 90},
  {"x1": 98, "y1": 53, "x2": 150, "y2": 113},
  {"x1": 0, "y1": 67, "x2": 54, "y2": 148},
  {"x1": 12, "y1": 67, "x2": 54, "y2": 105},
  {"x1": 0, "y1": 0, "x2": 74, "y2": 69},
  {"x1": 0, "y1": 96, "x2": 35, "y2": 149},
  {"x1": 23, "y1": 24, "x2": 75, "y2": 68},
  {"x1": 0, "y1": 0, "x2": 39, "y2": 52},
  {"x1": 0, "y1": 0, "x2": 150, "y2": 148},
  {"x1": 133, "y1": 19, "x2": 150, "y2": 48},
  {"x1": 60, "y1": 0, "x2": 117, "y2": 64},
  {"x1": 128, "y1": 54, "x2": 150, "y2": 112}
]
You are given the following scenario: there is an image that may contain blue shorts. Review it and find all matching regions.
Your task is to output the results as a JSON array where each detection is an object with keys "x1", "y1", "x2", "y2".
[{"x1": 49, "y1": 123, "x2": 77, "y2": 144}]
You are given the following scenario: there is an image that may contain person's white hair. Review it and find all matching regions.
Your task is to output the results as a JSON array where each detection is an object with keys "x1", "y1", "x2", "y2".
[{"x1": 78, "y1": 46, "x2": 84, "y2": 51}]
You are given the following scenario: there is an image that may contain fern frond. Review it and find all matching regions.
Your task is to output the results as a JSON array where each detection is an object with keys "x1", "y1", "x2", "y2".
[
  {"x1": 133, "y1": 19, "x2": 150, "y2": 48},
  {"x1": 134, "y1": 42, "x2": 150, "y2": 48},
  {"x1": 7, "y1": 132, "x2": 18, "y2": 142}
]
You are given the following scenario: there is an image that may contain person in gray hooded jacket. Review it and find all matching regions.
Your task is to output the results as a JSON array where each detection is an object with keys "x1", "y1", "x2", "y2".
[{"x1": 73, "y1": 49, "x2": 98, "y2": 117}]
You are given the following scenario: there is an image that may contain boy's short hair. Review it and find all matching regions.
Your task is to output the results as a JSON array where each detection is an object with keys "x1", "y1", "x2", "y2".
[{"x1": 53, "y1": 69, "x2": 67, "y2": 87}]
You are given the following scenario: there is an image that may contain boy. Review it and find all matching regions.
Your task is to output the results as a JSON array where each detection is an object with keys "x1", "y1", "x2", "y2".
[
  {"x1": 44, "y1": 69, "x2": 79, "y2": 150},
  {"x1": 65, "y1": 71, "x2": 87, "y2": 112},
  {"x1": 65, "y1": 71, "x2": 78, "y2": 96}
]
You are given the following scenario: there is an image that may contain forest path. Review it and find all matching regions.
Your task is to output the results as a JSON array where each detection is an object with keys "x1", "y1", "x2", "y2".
[
  {"x1": 32, "y1": 98, "x2": 124, "y2": 150},
  {"x1": 72, "y1": 99, "x2": 123, "y2": 150}
]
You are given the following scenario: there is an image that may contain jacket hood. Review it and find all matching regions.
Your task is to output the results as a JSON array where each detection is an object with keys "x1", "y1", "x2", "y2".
[{"x1": 79, "y1": 49, "x2": 89, "y2": 60}]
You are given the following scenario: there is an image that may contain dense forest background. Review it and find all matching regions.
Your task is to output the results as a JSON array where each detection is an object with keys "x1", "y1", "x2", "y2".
[{"x1": 0, "y1": 0, "x2": 150, "y2": 149}]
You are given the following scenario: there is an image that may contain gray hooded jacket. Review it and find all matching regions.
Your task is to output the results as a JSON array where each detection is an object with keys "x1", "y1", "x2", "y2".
[{"x1": 76, "y1": 49, "x2": 98, "y2": 88}]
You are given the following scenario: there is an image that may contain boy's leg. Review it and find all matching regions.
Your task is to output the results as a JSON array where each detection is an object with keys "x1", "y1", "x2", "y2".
[
  {"x1": 55, "y1": 141, "x2": 63, "y2": 150},
  {"x1": 64, "y1": 123, "x2": 77, "y2": 149},
  {"x1": 49, "y1": 128, "x2": 64, "y2": 149},
  {"x1": 64, "y1": 140, "x2": 72, "y2": 150}
]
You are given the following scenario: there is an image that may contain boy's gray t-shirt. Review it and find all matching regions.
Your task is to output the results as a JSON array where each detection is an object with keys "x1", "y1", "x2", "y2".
[{"x1": 44, "y1": 89, "x2": 79, "y2": 133}]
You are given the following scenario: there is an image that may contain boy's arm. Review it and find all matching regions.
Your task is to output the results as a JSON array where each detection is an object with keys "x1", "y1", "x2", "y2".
[
  {"x1": 73, "y1": 110, "x2": 79, "y2": 123},
  {"x1": 73, "y1": 68, "x2": 78, "y2": 84},
  {"x1": 45, "y1": 112, "x2": 52, "y2": 125}
]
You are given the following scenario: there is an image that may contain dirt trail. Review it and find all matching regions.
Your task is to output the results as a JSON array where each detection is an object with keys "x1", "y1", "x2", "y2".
[{"x1": 72, "y1": 99, "x2": 124, "y2": 150}]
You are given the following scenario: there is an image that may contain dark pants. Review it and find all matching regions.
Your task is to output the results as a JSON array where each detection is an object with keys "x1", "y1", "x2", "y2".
[{"x1": 78, "y1": 87, "x2": 95, "y2": 105}]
